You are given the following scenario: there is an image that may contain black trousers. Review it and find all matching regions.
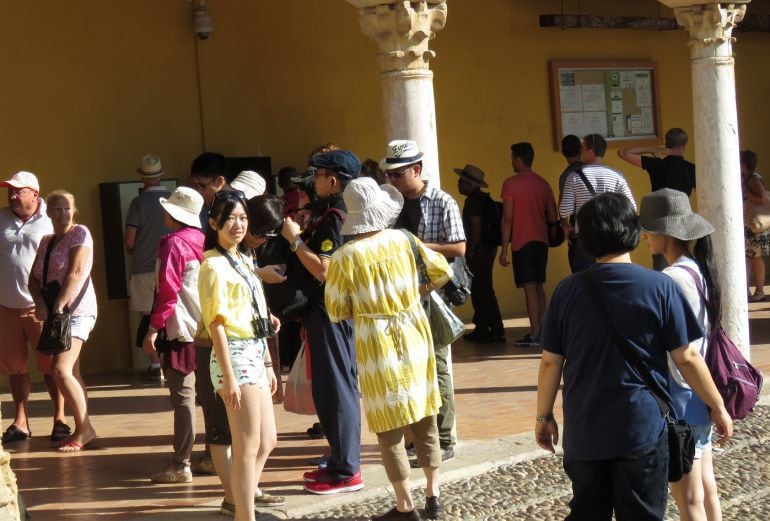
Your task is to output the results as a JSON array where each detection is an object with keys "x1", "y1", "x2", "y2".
[
  {"x1": 304, "y1": 304, "x2": 361, "y2": 479},
  {"x1": 467, "y1": 243, "x2": 504, "y2": 336}
]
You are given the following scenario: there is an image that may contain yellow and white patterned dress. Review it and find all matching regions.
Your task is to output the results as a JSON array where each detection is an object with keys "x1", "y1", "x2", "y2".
[{"x1": 326, "y1": 229, "x2": 452, "y2": 433}]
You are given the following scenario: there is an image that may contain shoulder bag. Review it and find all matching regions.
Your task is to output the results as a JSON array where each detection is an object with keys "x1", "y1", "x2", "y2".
[
  {"x1": 580, "y1": 270, "x2": 694, "y2": 483},
  {"x1": 567, "y1": 169, "x2": 596, "y2": 239},
  {"x1": 678, "y1": 265, "x2": 763, "y2": 420},
  {"x1": 37, "y1": 238, "x2": 72, "y2": 356},
  {"x1": 744, "y1": 192, "x2": 770, "y2": 234},
  {"x1": 402, "y1": 230, "x2": 465, "y2": 346}
]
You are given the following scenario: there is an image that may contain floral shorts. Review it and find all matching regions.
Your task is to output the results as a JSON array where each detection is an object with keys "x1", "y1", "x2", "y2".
[
  {"x1": 745, "y1": 226, "x2": 770, "y2": 258},
  {"x1": 210, "y1": 337, "x2": 269, "y2": 392}
]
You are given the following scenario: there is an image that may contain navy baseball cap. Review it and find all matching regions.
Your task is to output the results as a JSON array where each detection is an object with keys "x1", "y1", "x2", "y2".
[{"x1": 308, "y1": 150, "x2": 361, "y2": 179}]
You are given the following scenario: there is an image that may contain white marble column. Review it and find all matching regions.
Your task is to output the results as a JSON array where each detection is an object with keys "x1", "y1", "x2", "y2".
[
  {"x1": 0, "y1": 407, "x2": 21, "y2": 521},
  {"x1": 347, "y1": 0, "x2": 447, "y2": 185},
  {"x1": 660, "y1": 1, "x2": 751, "y2": 355}
]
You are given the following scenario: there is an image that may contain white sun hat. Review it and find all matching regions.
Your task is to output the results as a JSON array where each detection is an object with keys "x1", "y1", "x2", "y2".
[
  {"x1": 379, "y1": 139, "x2": 424, "y2": 171},
  {"x1": 231, "y1": 170, "x2": 267, "y2": 200},
  {"x1": 137, "y1": 154, "x2": 165, "y2": 178},
  {"x1": 159, "y1": 186, "x2": 204, "y2": 228},
  {"x1": 341, "y1": 177, "x2": 404, "y2": 236}
]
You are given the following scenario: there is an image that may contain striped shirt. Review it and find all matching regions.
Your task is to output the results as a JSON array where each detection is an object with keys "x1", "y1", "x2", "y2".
[{"x1": 558, "y1": 164, "x2": 637, "y2": 233}]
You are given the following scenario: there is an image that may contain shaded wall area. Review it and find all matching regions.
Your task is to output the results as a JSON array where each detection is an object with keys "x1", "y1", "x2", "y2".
[{"x1": 0, "y1": 0, "x2": 767, "y2": 374}]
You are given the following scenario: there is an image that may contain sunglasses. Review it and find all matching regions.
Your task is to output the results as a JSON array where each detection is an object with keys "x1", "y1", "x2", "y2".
[
  {"x1": 384, "y1": 166, "x2": 412, "y2": 180},
  {"x1": 215, "y1": 189, "x2": 247, "y2": 201}
]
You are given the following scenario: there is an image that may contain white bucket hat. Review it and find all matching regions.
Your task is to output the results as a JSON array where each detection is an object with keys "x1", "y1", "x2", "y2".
[
  {"x1": 231, "y1": 170, "x2": 266, "y2": 200},
  {"x1": 0, "y1": 171, "x2": 40, "y2": 192},
  {"x1": 341, "y1": 177, "x2": 404, "y2": 236},
  {"x1": 138, "y1": 154, "x2": 164, "y2": 178},
  {"x1": 159, "y1": 186, "x2": 204, "y2": 228},
  {"x1": 379, "y1": 139, "x2": 424, "y2": 171}
]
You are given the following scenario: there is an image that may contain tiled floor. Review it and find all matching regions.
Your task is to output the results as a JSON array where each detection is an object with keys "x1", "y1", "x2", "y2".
[{"x1": 4, "y1": 308, "x2": 770, "y2": 520}]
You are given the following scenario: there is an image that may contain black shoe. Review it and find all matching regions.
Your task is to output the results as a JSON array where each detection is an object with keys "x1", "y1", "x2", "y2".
[
  {"x1": 440, "y1": 447, "x2": 454, "y2": 462},
  {"x1": 371, "y1": 507, "x2": 420, "y2": 521},
  {"x1": 425, "y1": 496, "x2": 444, "y2": 519},
  {"x1": 405, "y1": 443, "x2": 416, "y2": 458},
  {"x1": 307, "y1": 422, "x2": 325, "y2": 439},
  {"x1": 462, "y1": 328, "x2": 487, "y2": 342},
  {"x1": 514, "y1": 334, "x2": 538, "y2": 347}
]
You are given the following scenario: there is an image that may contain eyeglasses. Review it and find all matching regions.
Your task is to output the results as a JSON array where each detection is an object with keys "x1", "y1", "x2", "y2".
[
  {"x1": 193, "y1": 179, "x2": 214, "y2": 190},
  {"x1": 315, "y1": 168, "x2": 336, "y2": 179},
  {"x1": 9, "y1": 188, "x2": 33, "y2": 196},
  {"x1": 384, "y1": 166, "x2": 412, "y2": 180}
]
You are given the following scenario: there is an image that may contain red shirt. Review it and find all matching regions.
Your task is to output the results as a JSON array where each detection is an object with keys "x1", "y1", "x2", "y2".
[{"x1": 500, "y1": 170, "x2": 555, "y2": 252}]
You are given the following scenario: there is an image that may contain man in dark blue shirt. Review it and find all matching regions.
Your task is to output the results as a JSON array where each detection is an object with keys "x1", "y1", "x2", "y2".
[{"x1": 535, "y1": 193, "x2": 732, "y2": 520}]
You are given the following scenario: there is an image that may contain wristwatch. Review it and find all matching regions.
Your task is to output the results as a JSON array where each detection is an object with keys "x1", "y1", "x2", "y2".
[{"x1": 289, "y1": 238, "x2": 303, "y2": 253}]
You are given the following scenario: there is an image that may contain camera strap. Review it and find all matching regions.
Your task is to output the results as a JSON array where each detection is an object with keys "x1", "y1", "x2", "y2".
[{"x1": 214, "y1": 245, "x2": 265, "y2": 321}]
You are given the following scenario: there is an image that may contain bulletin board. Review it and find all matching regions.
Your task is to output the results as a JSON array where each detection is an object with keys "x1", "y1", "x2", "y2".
[{"x1": 549, "y1": 61, "x2": 661, "y2": 150}]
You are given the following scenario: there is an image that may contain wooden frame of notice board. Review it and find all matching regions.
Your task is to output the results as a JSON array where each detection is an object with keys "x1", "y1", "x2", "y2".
[{"x1": 549, "y1": 60, "x2": 661, "y2": 151}]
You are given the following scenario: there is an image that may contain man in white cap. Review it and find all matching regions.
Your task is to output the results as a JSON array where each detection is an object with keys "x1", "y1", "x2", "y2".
[
  {"x1": 383, "y1": 139, "x2": 466, "y2": 464},
  {"x1": 124, "y1": 154, "x2": 171, "y2": 380},
  {"x1": 230, "y1": 170, "x2": 266, "y2": 201},
  {"x1": 0, "y1": 171, "x2": 67, "y2": 444}
]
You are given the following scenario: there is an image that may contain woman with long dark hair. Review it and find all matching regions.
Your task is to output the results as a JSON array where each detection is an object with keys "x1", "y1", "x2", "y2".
[
  {"x1": 640, "y1": 188, "x2": 723, "y2": 521},
  {"x1": 198, "y1": 190, "x2": 282, "y2": 520}
]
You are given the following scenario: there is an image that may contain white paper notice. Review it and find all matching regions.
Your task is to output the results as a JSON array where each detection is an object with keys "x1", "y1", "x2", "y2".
[
  {"x1": 612, "y1": 114, "x2": 625, "y2": 137},
  {"x1": 635, "y1": 72, "x2": 652, "y2": 108},
  {"x1": 584, "y1": 111, "x2": 608, "y2": 137},
  {"x1": 582, "y1": 84, "x2": 606, "y2": 111},
  {"x1": 560, "y1": 85, "x2": 582, "y2": 112},
  {"x1": 629, "y1": 114, "x2": 643, "y2": 134},
  {"x1": 641, "y1": 107, "x2": 654, "y2": 134},
  {"x1": 562, "y1": 112, "x2": 585, "y2": 138},
  {"x1": 620, "y1": 71, "x2": 635, "y2": 89},
  {"x1": 610, "y1": 90, "x2": 623, "y2": 114}
]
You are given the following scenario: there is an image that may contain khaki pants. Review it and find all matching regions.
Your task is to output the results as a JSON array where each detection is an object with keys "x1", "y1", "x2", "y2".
[
  {"x1": 165, "y1": 367, "x2": 196, "y2": 467},
  {"x1": 376, "y1": 415, "x2": 441, "y2": 483}
]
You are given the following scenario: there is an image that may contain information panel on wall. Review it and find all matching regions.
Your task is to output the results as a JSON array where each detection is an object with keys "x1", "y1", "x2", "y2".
[{"x1": 549, "y1": 61, "x2": 661, "y2": 150}]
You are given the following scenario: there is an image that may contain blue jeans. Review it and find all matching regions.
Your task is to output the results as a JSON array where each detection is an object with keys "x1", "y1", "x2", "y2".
[{"x1": 563, "y1": 429, "x2": 668, "y2": 521}]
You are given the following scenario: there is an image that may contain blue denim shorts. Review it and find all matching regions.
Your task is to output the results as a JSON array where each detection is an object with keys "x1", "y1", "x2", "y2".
[
  {"x1": 691, "y1": 423, "x2": 713, "y2": 459},
  {"x1": 210, "y1": 337, "x2": 268, "y2": 392},
  {"x1": 71, "y1": 315, "x2": 97, "y2": 342}
]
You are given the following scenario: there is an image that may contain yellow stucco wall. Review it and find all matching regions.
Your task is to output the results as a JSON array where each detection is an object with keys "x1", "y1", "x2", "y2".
[{"x1": 0, "y1": 1, "x2": 768, "y2": 375}]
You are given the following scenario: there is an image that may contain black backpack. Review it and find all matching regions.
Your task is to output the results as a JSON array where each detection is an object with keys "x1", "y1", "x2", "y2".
[{"x1": 480, "y1": 194, "x2": 503, "y2": 246}]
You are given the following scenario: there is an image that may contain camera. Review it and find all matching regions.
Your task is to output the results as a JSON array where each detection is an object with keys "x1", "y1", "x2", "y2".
[
  {"x1": 252, "y1": 317, "x2": 275, "y2": 339},
  {"x1": 193, "y1": 4, "x2": 213, "y2": 40}
]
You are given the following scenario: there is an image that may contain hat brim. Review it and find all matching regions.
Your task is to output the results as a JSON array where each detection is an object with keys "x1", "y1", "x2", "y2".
[
  {"x1": 341, "y1": 184, "x2": 404, "y2": 236},
  {"x1": 160, "y1": 198, "x2": 201, "y2": 229},
  {"x1": 639, "y1": 214, "x2": 714, "y2": 242},
  {"x1": 379, "y1": 153, "x2": 424, "y2": 171},
  {"x1": 138, "y1": 168, "x2": 164, "y2": 178},
  {"x1": 452, "y1": 168, "x2": 488, "y2": 188},
  {"x1": 0, "y1": 180, "x2": 39, "y2": 191}
]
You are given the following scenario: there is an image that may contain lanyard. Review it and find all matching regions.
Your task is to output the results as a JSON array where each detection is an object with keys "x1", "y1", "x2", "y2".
[{"x1": 214, "y1": 245, "x2": 264, "y2": 320}]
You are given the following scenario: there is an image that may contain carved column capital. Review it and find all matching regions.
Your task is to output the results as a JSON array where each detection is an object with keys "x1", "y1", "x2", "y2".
[
  {"x1": 347, "y1": 0, "x2": 447, "y2": 72},
  {"x1": 665, "y1": 3, "x2": 748, "y2": 58}
]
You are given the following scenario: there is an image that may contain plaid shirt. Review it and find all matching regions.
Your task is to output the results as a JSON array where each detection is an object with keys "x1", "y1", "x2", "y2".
[{"x1": 414, "y1": 183, "x2": 466, "y2": 245}]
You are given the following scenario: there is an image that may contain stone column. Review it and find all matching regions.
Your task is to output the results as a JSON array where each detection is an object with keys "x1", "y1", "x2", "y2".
[
  {"x1": 0, "y1": 407, "x2": 21, "y2": 521},
  {"x1": 660, "y1": 1, "x2": 751, "y2": 355},
  {"x1": 347, "y1": 0, "x2": 447, "y2": 185}
]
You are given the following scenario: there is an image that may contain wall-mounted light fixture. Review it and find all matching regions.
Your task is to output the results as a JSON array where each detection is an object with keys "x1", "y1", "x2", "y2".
[{"x1": 191, "y1": 0, "x2": 213, "y2": 40}]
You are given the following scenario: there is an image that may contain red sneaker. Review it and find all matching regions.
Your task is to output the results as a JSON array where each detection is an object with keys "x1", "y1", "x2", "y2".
[
  {"x1": 302, "y1": 468, "x2": 326, "y2": 482},
  {"x1": 303, "y1": 471, "x2": 364, "y2": 495}
]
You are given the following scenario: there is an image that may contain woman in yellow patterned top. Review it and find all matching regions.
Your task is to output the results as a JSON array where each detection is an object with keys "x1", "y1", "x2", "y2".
[
  {"x1": 326, "y1": 177, "x2": 453, "y2": 521},
  {"x1": 198, "y1": 190, "x2": 283, "y2": 521}
]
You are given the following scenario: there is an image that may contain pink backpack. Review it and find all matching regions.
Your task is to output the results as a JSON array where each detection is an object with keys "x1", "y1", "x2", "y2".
[{"x1": 680, "y1": 265, "x2": 763, "y2": 420}]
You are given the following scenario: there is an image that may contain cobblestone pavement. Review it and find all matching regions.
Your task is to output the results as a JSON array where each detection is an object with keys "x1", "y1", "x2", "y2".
[{"x1": 293, "y1": 406, "x2": 770, "y2": 521}]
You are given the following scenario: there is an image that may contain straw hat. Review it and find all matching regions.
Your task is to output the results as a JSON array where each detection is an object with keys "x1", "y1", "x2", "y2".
[
  {"x1": 0, "y1": 171, "x2": 40, "y2": 192},
  {"x1": 453, "y1": 164, "x2": 488, "y2": 188},
  {"x1": 231, "y1": 170, "x2": 266, "y2": 200},
  {"x1": 341, "y1": 177, "x2": 404, "y2": 236},
  {"x1": 159, "y1": 186, "x2": 204, "y2": 228},
  {"x1": 137, "y1": 154, "x2": 164, "y2": 178},
  {"x1": 638, "y1": 188, "x2": 714, "y2": 241},
  {"x1": 379, "y1": 139, "x2": 423, "y2": 171}
]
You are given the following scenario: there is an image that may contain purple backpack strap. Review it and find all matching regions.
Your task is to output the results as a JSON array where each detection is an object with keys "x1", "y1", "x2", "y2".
[{"x1": 676, "y1": 264, "x2": 707, "y2": 304}]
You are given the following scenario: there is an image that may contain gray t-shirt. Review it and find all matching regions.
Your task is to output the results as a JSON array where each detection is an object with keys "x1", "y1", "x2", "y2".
[{"x1": 125, "y1": 186, "x2": 171, "y2": 275}]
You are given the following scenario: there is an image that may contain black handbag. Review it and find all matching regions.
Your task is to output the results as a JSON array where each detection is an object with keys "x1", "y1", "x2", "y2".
[
  {"x1": 580, "y1": 270, "x2": 695, "y2": 483},
  {"x1": 36, "y1": 238, "x2": 72, "y2": 356}
]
